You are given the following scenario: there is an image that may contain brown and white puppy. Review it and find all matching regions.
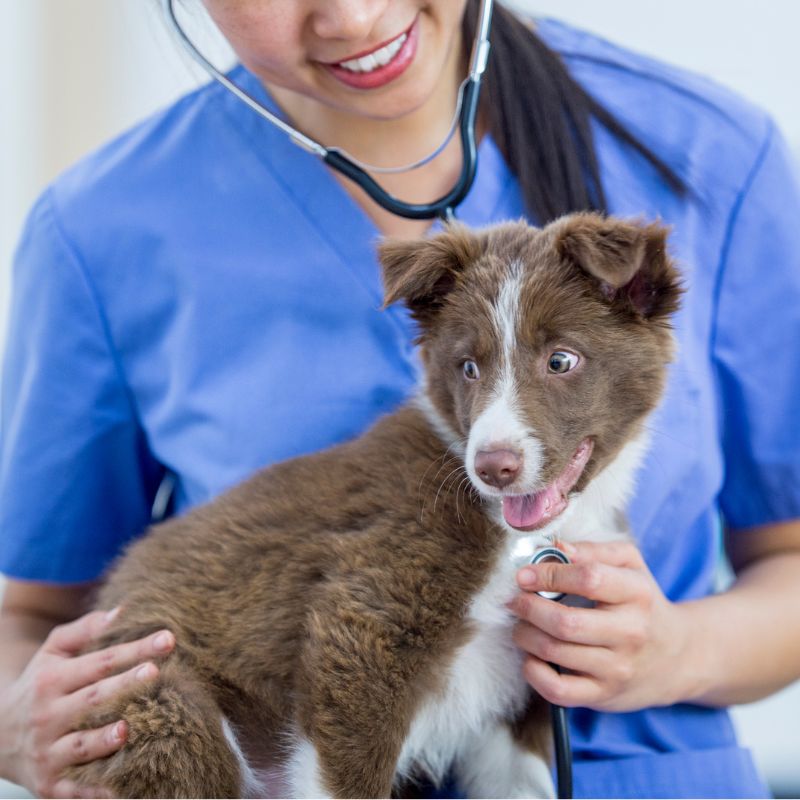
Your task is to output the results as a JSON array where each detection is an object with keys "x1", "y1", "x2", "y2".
[{"x1": 67, "y1": 213, "x2": 681, "y2": 799}]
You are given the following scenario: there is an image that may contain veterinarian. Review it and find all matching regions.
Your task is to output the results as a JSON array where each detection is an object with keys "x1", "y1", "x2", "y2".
[{"x1": 2, "y1": 1, "x2": 800, "y2": 797}]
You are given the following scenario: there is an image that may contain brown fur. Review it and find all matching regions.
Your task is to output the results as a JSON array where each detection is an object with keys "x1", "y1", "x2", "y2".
[{"x1": 66, "y1": 214, "x2": 681, "y2": 798}]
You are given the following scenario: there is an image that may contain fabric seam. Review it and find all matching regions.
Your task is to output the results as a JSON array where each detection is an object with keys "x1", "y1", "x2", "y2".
[
  {"x1": 708, "y1": 119, "x2": 774, "y2": 370},
  {"x1": 214, "y1": 91, "x2": 425, "y2": 377},
  {"x1": 537, "y1": 19, "x2": 764, "y2": 139},
  {"x1": 708, "y1": 118, "x2": 776, "y2": 529},
  {"x1": 43, "y1": 187, "x2": 145, "y2": 430}
]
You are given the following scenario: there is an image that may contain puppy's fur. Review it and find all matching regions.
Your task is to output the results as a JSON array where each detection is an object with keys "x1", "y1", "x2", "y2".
[{"x1": 68, "y1": 214, "x2": 681, "y2": 798}]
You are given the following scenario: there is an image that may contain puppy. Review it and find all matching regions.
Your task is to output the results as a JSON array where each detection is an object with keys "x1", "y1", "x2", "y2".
[{"x1": 68, "y1": 213, "x2": 681, "y2": 798}]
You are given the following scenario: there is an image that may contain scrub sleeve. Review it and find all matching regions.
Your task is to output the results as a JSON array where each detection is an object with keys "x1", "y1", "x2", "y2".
[
  {"x1": 0, "y1": 190, "x2": 165, "y2": 582},
  {"x1": 713, "y1": 122, "x2": 800, "y2": 530}
]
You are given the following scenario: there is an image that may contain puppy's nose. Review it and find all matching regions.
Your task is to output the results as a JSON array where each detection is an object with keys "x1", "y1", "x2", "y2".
[{"x1": 475, "y1": 449, "x2": 522, "y2": 489}]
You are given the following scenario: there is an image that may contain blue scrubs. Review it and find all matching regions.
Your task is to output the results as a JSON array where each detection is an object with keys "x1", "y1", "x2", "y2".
[{"x1": 2, "y1": 18, "x2": 799, "y2": 799}]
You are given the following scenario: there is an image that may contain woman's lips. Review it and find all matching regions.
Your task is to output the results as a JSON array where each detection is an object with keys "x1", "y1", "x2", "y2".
[{"x1": 321, "y1": 17, "x2": 419, "y2": 90}]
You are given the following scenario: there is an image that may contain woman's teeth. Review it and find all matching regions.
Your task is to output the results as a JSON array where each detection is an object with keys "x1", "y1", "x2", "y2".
[{"x1": 337, "y1": 33, "x2": 407, "y2": 73}]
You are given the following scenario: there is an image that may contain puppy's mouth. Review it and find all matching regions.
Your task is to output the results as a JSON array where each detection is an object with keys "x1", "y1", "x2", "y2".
[{"x1": 502, "y1": 438, "x2": 594, "y2": 531}]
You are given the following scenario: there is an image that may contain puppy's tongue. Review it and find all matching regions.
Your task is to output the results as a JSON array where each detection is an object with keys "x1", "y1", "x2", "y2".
[{"x1": 502, "y1": 439, "x2": 594, "y2": 531}]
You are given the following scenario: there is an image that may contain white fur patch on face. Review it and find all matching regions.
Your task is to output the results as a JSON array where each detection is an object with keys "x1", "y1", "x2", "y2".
[
  {"x1": 494, "y1": 259, "x2": 524, "y2": 360},
  {"x1": 466, "y1": 377, "x2": 544, "y2": 496},
  {"x1": 466, "y1": 262, "x2": 544, "y2": 495}
]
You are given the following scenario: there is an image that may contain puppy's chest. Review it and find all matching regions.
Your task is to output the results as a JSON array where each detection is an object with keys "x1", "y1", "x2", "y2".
[{"x1": 395, "y1": 551, "x2": 528, "y2": 782}]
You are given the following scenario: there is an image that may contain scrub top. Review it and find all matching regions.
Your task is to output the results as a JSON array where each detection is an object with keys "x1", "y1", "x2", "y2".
[{"x1": 3, "y1": 17, "x2": 800, "y2": 800}]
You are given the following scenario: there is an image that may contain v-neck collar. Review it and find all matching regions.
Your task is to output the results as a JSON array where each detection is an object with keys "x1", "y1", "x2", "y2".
[{"x1": 216, "y1": 65, "x2": 518, "y2": 278}]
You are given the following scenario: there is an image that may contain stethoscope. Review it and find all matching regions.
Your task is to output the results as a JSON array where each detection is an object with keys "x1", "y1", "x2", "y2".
[
  {"x1": 161, "y1": 1, "x2": 573, "y2": 795},
  {"x1": 161, "y1": 0, "x2": 493, "y2": 222},
  {"x1": 531, "y1": 546, "x2": 575, "y2": 799}
]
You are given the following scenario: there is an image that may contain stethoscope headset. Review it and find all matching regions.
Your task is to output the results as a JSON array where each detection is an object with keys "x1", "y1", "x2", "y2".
[{"x1": 161, "y1": 0, "x2": 573, "y2": 794}]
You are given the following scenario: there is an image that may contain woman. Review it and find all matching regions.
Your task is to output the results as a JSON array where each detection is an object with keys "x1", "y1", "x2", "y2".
[{"x1": 1, "y1": 1, "x2": 799, "y2": 797}]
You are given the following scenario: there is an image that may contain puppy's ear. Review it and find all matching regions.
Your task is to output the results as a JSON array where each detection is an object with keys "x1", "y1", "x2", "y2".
[
  {"x1": 379, "y1": 224, "x2": 483, "y2": 323},
  {"x1": 552, "y1": 213, "x2": 682, "y2": 321}
]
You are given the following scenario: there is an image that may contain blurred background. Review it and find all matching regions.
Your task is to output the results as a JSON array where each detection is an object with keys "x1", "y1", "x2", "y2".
[{"x1": 1, "y1": 1, "x2": 799, "y2": 797}]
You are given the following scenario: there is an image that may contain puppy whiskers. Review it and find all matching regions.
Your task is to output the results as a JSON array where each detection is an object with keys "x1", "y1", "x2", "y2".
[{"x1": 433, "y1": 464, "x2": 468, "y2": 518}]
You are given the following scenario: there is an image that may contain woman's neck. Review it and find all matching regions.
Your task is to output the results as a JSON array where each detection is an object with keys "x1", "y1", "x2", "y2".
[{"x1": 266, "y1": 33, "x2": 468, "y2": 238}]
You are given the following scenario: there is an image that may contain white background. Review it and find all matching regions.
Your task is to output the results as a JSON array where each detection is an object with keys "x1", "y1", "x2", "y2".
[{"x1": 1, "y1": 1, "x2": 799, "y2": 796}]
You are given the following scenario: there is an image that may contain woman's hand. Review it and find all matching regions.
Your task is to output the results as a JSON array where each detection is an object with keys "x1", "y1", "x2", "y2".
[
  {"x1": 0, "y1": 608, "x2": 174, "y2": 798},
  {"x1": 508, "y1": 539, "x2": 696, "y2": 712}
]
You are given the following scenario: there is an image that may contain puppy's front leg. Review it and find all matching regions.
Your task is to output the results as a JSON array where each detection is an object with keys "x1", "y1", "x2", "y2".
[
  {"x1": 288, "y1": 605, "x2": 421, "y2": 798},
  {"x1": 285, "y1": 730, "x2": 400, "y2": 800}
]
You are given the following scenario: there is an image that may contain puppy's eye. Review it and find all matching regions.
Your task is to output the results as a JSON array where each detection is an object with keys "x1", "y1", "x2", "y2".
[
  {"x1": 548, "y1": 351, "x2": 579, "y2": 374},
  {"x1": 463, "y1": 360, "x2": 480, "y2": 381}
]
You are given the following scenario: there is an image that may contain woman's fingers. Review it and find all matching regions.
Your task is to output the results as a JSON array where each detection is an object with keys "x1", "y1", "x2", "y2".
[
  {"x1": 561, "y1": 539, "x2": 646, "y2": 570},
  {"x1": 517, "y1": 560, "x2": 646, "y2": 605},
  {"x1": 521, "y1": 654, "x2": 604, "y2": 708},
  {"x1": 508, "y1": 593, "x2": 611, "y2": 645},
  {"x1": 34, "y1": 722, "x2": 124, "y2": 798},
  {"x1": 5, "y1": 606, "x2": 177, "y2": 798},
  {"x1": 48, "y1": 720, "x2": 128, "y2": 773},
  {"x1": 42, "y1": 609, "x2": 121, "y2": 657},
  {"x1": 508, "y1": 591, "x2": 622, "y2": 646},
  {"x1": 57, "y1": 629, "x2": 175, "y2": 695},
  {"x1": 54, "y1": 662, "x2": 159, "y2": 737},
  {"x1": 513, "y1": 620, "x2": 615, "y2": 677},
  {"x1": 511, "y1": 540, "x2": 682, "y2": 712}
]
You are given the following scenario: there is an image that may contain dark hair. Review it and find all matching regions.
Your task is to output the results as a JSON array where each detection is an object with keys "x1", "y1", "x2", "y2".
[{"x1": 463, "y1": 2, "x2": 685, "y2": 224}]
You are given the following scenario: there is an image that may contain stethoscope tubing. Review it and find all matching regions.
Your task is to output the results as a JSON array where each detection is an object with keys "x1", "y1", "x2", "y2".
[
  {"x1": 532, "y1": 546, "x2": 575, "y2": 799},
  {"x1": 160, "y1": 0, "x2": 494, "y2": 221},
  {"x1": 322, "y1": 76, "x2": 481, "y2": 221}
]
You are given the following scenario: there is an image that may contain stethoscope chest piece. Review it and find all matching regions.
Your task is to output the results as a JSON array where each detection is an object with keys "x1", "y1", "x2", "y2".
[{"x1": 530, "y1": 546, "x2": 570, "y2": 602}]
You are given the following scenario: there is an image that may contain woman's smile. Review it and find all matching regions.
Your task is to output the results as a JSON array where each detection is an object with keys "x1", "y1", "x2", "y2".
[
  {"x1": 201, "y1": 1, "x2": 466, "y2": 127},
  {"x1": 321, "y1": 15, "x2": 419, "y2": 90}
]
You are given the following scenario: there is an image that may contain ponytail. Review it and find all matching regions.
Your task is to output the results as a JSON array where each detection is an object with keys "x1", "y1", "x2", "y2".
[{"x1": 463, "y1": 2, "x2": 685, "y2": 223}]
